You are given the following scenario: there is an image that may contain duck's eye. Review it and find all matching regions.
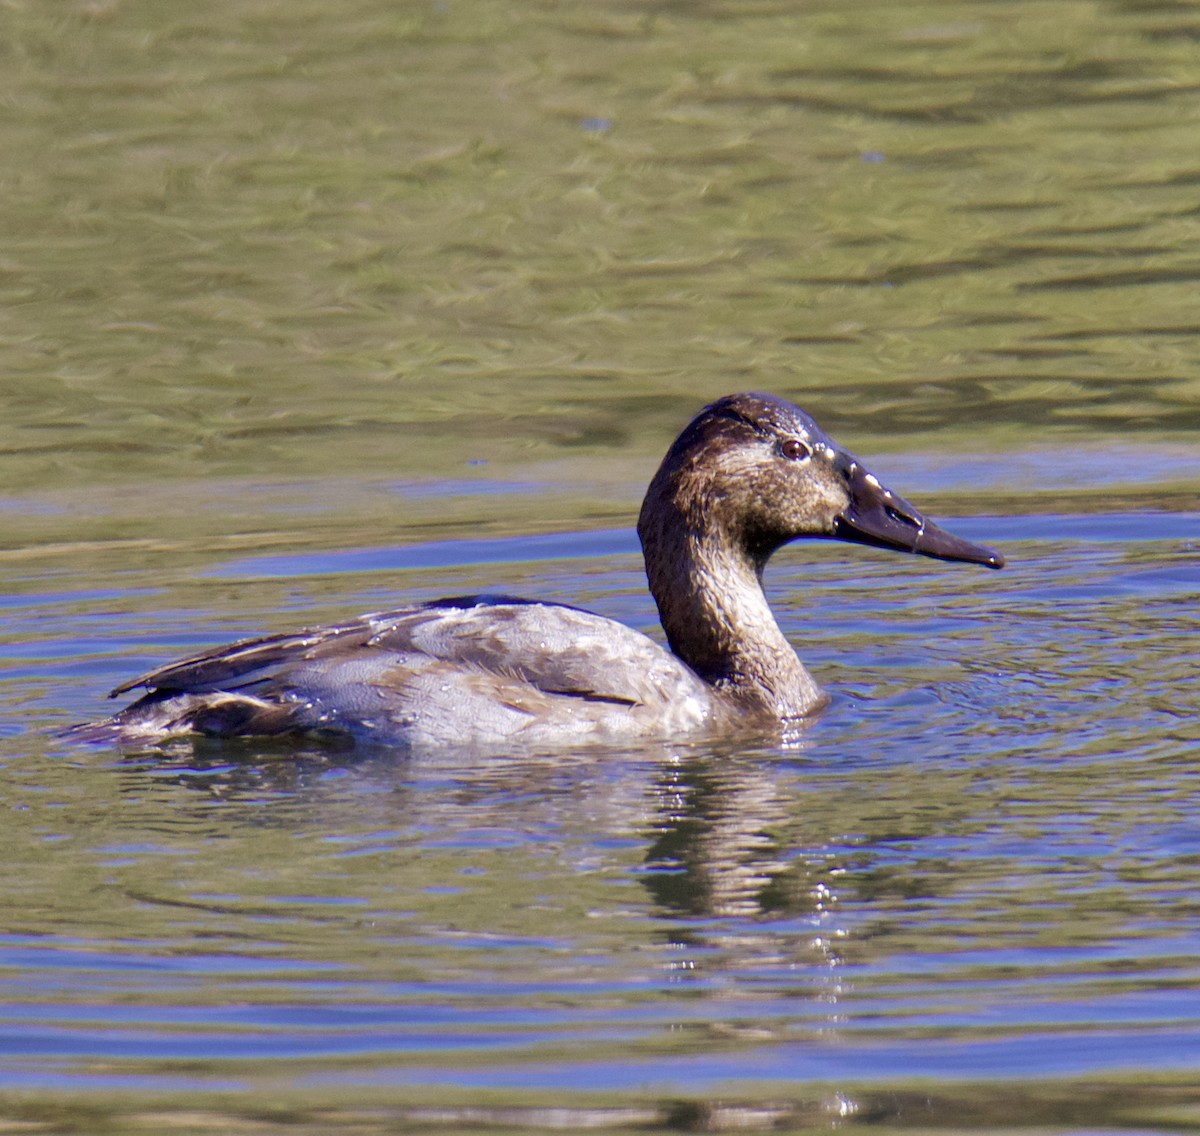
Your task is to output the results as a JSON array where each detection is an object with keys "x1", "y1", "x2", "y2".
[{"x1": 779, "y1": 438, "x2": 811, "y2": 462}]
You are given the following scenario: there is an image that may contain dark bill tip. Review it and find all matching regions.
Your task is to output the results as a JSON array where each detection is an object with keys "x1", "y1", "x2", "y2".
[{"x1": 913, "y1": 517, "x2": 1005, "y2": 569}]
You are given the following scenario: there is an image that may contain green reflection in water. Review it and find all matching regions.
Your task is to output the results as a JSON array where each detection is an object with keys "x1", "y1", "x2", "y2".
[{"x1": 2, "y1": 0, "x2": 1199, "y2": 501}]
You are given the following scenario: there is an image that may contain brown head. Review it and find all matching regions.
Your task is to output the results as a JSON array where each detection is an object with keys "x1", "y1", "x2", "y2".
[{"x1": 637, "y1": 392, "x2": 1004, "y2": 571}]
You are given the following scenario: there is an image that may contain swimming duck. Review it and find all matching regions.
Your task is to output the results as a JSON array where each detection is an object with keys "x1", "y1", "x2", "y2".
[{"x1": 77, "y1": 393, "x2": 1003, "y2": 749}]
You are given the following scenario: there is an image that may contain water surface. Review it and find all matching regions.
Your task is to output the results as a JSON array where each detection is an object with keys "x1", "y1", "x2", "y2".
[{"x1": 1, "y1": 0, "x2": 1198, "y2": 1131}]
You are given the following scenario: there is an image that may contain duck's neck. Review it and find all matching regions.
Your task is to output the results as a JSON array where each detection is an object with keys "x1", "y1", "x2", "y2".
[{"x1": 639, "y1": 512, "x2": 825, "y2": 721}]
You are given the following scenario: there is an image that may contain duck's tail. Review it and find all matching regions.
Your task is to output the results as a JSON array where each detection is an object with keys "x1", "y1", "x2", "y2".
[{"x1": 62, "y1": 691, "x2": 306, "y2": 745}]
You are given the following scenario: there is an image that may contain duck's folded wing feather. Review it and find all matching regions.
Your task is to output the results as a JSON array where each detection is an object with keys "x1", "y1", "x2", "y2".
[
  {"x1": 109, "y1": 621, "x2": 370, "y2": 698},
  {"x1": 361, "y1": 599, "x2": 697, "y2": 706},
  {"x1": 109, "y1": 596, "x2": 706, "y2": 713}
]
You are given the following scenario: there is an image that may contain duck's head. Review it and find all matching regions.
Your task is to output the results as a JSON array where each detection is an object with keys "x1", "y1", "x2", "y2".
[{"x1": 639, "y1": 392, "x2": 1004, "y2": 570}]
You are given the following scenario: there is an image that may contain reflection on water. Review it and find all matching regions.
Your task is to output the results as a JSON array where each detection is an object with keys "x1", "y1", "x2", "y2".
[{"x1": 1, "y1": 0, "x2": 1199, "y2": 1129}]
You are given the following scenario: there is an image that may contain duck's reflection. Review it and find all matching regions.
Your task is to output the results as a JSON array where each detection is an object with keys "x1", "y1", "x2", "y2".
[
  {"x1": 111, "y1": 735, "x2": 850, "y2": 943},
  {"x1": 98, "y1": 734, "x2": 860, "y2": 1122},
  {"x1": 640, "y1": 743, "x2": 848, "y2": 999},
  {"x1": 644, "y1": 749, "x2": 803, "y2": 920}
]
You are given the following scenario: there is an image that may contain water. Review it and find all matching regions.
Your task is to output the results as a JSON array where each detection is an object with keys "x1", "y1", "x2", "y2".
[
  {"x1": 1, "y1": 0, "x2": 1199, "y2": 1131},
  {"x1": 4, "y1": 489, "x2": 1197, "y2": 1132}
]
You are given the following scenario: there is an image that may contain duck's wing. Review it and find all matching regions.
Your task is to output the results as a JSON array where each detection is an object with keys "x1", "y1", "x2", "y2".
[
  {"x1": 88, "y1": 595, "x2": 715, "y2": 745},
  {"x1": 108, "y1": 623, "x2": 361, "y2": 698},
  {"x1": 359, "y1": 594, "x2": 696, "y2": 707},
  {"x1": 111, "y1": 594, "x2": 668, "y2": 705}
]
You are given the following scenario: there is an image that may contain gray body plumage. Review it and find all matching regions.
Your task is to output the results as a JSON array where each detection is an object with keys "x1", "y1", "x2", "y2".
[{"x1": 93, "y1": 596, "x2": 720, "y2": 749}]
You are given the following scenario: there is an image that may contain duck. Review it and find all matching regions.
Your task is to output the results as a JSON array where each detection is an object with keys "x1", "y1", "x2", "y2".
[{"x1": 74, "y1": 393, "x2": 1003, "y2": 749}]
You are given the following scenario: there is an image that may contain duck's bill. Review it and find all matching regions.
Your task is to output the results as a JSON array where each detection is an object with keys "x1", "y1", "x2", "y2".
[{"x1": 832, "y1": 459, "x2": 1005, "y2": 569}]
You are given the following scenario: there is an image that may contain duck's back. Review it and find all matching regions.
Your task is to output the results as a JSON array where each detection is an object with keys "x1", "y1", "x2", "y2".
[{"x1": 84, "y1": 596, "x2": 719, "y2": 749}]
